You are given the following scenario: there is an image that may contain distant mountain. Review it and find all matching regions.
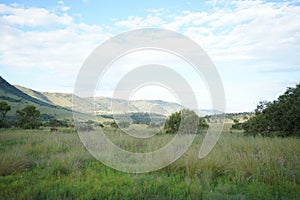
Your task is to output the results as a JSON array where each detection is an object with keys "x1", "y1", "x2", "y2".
[
  {"x1": 1, "y1": 76, "x2": 220, "y2": 121},
  {"x1": 0, "y1": 76, "x2": 73, "y2": 119},
  {"x1": 15, "y1": 85, "x2": 185, "y2": 116}
]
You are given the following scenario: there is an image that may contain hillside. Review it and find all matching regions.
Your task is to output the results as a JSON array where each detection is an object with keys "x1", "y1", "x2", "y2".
[
  {"x1": 15, "y1": 85, "x2": 74, "y2": 108},
  {"x1": 3, "y1": 76, "x2": 224, "y2": 121},
  {"x1": 0, "y1": 76, "x2": 73, "y2": 120},
  {"x1": 15, "y1": 85, "x2": 185, "y2": 116}
]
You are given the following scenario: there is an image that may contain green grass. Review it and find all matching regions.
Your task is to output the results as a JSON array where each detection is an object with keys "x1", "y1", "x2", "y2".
[{"x1": 0, "y1": 128, "x2": 299, "y2": 199}]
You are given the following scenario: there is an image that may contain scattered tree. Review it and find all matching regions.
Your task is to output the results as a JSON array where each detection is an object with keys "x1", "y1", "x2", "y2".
[
  {"x1": 0, "y1": 101, "x2": 11, "y2": 127},
  {"x1": 16, "y1": 105, "x2": 40, "y2": 129},
  {"x1": 110, "y1": 120, "x2": 130, "y2": 128}
]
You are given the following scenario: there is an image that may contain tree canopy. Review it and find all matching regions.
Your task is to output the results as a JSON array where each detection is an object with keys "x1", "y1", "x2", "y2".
[
  {"x1": 243, "y1": 84, "x2": 300, "y2": 137},
  {"x1": 164, "y1": 109, "x2": 209, "y2": 134},
  {"x1": 16, "y1": 105, "x2": 40, "y2": 129}
]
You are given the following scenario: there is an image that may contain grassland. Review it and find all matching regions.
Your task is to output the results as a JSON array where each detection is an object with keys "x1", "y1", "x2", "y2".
[{"x1": 0, "y1": 127, "x2": 299, "y2": 199}]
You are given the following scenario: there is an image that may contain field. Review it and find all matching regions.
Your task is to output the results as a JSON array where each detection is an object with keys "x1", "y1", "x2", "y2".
[{"x1": 0, "y1": 127, "x2": 300, "y2": 199}]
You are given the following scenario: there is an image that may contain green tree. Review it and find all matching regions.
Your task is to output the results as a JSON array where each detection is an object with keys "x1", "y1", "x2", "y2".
[
  {"x1": 16, "y1": 105, "x2": 40, "y2": 129},
  {"x1": 164, "y1": 109, "x2": 208, "y2": 134},
  {"x1": 0, "y1": 101, "x2": 11, "y2": 127},
  {"x1": 243, "y1": 84, "x2": 300, "y2": 137}
]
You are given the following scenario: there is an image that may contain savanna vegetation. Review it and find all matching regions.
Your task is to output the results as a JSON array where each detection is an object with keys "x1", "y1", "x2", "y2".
[
  {"x1": 0, "y1": 128, "x2": 299, "y2": 199},
  {"x1": 1, "y1": 84, "x2": 300, "y2": 199}
]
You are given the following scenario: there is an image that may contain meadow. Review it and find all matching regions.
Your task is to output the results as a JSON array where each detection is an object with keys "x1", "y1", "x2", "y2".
[{"x1": 0, "y1": 127, "x2": 299, "y2": 199}]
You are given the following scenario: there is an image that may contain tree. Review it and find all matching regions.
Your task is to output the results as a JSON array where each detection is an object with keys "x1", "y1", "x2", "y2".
[
  {"x1": 0, "y1": 101, "x2": 11, "y2": 127},
  {"x1": 16, "y1": 105, "x2": 40, "y2": 129},
  {"x1": 164, "y1": 109, "x2": 209, "y2": 134},
  {"x1": 243, "y1": 84, "x2": 300, "y2": 137}
]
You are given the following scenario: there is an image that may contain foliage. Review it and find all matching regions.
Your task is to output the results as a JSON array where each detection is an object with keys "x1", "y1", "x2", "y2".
[
  {"x1": 231, "y1": 119, "x2": 243, "y2": 130},
  {"x1": 164, "y1": 109, "x2": 209, "y2": 134},
  {"x1": 110, "y1": 120, "x2": 130, "y2": 128},
  {"x1": 101, "y1": 112, "x2": 166, "y2": 124},
  {"x1": 16, "y1": 105, "x2": 41, "y2": 129},
  {"x1": 47, "y1": 118, "x2": 71, "y2": 127},
  {"x1": 243, "y1": 84, "x2": 300, "y2": 137},
  {"x1": 0, "y1": 101, "x2": 11, "y2": 127},
  {"x1": 98, "y1": 122, "x2": 104, "y2": 127}
]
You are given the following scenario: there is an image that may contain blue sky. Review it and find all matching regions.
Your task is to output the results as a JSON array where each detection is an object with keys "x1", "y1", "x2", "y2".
[{"x1": 0, "y1": 0, "x2": 300, "y2": 112}]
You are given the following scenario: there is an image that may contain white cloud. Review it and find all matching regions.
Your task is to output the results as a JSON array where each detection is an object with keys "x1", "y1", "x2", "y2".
[
  {"x1": 1, "y1": 1, "x2": 299, "y2": 111},
  {"x1": 0, "y1": 4, "x2": 73, "y2": 27},
  {"x1": 0, "y1": 3, "x2": 110, "y2": 92},
  {"x1": 115, "y1": 15, "x2": 164, "y2": 29},
  {"x1": 114, "y1": 1, "x2": 300, "y2": 67}
]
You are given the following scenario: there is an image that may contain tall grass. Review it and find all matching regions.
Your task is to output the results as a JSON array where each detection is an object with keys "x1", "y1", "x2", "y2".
[{"x1": 0, "y1": 128, "x2": 299, "y2": 199}]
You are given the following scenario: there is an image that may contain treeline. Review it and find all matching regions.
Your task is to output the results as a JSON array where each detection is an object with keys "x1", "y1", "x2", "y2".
[
  {"x1": 107, "y1": 109, "x2": 209, "y2": 134},
  {"x1": 100, "y1": 112, "x2": 166, "y2": 124}
]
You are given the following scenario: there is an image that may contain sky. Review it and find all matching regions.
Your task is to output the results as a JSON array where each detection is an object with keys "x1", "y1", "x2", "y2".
[{"x1": 0, "y1": 0, "x2": 300, "y2": 112}]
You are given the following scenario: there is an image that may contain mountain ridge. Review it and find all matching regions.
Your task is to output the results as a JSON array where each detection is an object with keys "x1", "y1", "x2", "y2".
[
  {"x1": 0, "y1": 76, "x2": 73, "y2": 119},
  {"x1": 15, "y1": 84, "x2": 184, "y2": 115},
  {"x1": 1, "y1": 76, "x2": 220, "y2": 119}
]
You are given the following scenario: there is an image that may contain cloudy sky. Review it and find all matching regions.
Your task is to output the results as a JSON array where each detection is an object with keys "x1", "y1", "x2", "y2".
[{"x1": 0, "y1": 0, "x2": 299, "y2": 112}]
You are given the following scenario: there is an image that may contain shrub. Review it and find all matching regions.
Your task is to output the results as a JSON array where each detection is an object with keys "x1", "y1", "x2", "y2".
[{"x1": 164, "y1": 109, "x2": 209, "y2": 134}]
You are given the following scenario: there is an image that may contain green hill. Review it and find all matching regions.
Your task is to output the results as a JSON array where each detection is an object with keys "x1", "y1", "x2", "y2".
[{"x1": 0, "y1": 76, "x2": 73, "y2": 120}]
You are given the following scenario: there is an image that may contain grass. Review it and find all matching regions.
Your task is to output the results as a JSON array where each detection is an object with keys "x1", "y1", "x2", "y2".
[{"x1": 0, "y1": 128, "x2": 299, "y2": 199}]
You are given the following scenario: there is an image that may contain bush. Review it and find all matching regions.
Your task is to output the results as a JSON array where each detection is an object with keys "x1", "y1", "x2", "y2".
[
  {"x1": 110, "y1": 120, "x2": 130, "y2": 128},
  {"x1": 164, "y1": 109, "x2": 209, "y2": 134}
]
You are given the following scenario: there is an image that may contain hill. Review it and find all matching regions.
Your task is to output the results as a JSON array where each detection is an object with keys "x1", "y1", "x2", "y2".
[
  {"x1": 0, "y1": 76, "x2": 73, "y2": 120},
  {"x1": 2, "y1": 76, "x2": 224, "y2": 122},
  {"x1": 15, "y1": 85, "x2": 74, "y2": 108},
  {"x1": 15, "y1": 85, "x2": 185, "y2": 116}
]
